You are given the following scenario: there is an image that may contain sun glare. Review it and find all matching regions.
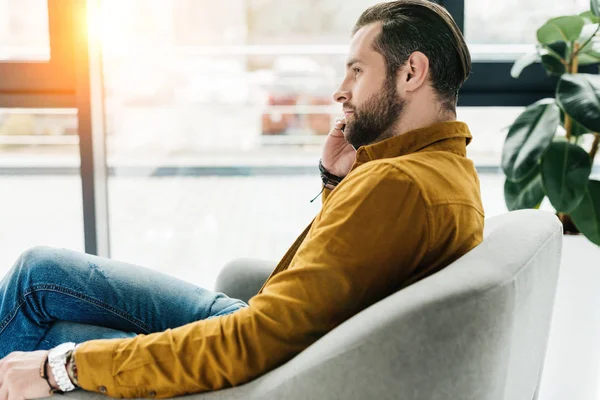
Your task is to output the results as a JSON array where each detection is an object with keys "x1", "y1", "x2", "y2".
[{"x1": 86, "y1": 0, "x2": 136, "y2": 55}]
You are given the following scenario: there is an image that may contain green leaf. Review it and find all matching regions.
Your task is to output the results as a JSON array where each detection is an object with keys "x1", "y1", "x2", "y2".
[
  {"x1": 572, "y1": 121, "x2": 591, "y2": 136},
  {"x1": 578, "y1": 23, "x2": 599, "y2": 44},
  {"x1": 579, "y1": 36, "x2": 600, "y2": 58},
  {"x1": 581, "y1": 10, "x2": 600, "y2": 23},
  {"x1": 578, "y1": 52, "x2": 600, "y2": 65},
  {"x1": 504, "y1": 167, "x2": 546, "y2": 211},
  {"x1": 502, "y1": 99, "x2": 560, "y2": 182},
  {"x1": 570, "y1": 179, "x2": 600, "y2": 245},
  {"x1": 561, "y1": 111, "x2": 591, "y2": 136},
  {"x1": 511, "y1": 52, "x2": 540, "y2": 78},
  {"x1": 575, "y1": 19, "x2": 600, "y2": 61},
  {"x1": 577, "y1": 23, "x2": 600, "y2": 61},
  {"x1": 545, "y1": 41, "x2": 568, "y2": 60},
  {"x1": 581, "y1": 49, "x2": 600, "y2": 60},
  {"x1": 592, "y1": 0, "x2": 600, "y2": 17},
  {"x1": 556, "y1": 73, "x2": 600, "y2": 132},
  {"x1": 541, "y1": 54, "x2": 567, "y2": 75},
  {"x1": 541, "y1": 142, "x2": 592, "y2": 213},
  {"x1": 537, "y1": 16, "x2": 585, "y2": 44}
]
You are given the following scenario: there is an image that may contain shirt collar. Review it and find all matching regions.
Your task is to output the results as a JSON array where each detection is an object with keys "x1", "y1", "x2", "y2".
[{"x1": 354, "y1": 121, "x2": 472, "y2": 165}]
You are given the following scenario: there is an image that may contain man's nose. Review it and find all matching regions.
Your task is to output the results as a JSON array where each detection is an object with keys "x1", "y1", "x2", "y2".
[{"x1": 333, "y1": 86, "x2": 351, "y2": 104}]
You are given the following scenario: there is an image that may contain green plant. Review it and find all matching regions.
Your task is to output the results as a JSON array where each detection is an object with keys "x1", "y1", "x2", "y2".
[{"x1": 502, "y1": 0, "x2": 600, "y2": 245}]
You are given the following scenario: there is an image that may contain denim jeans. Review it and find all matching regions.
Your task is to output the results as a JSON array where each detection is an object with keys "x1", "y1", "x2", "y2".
[{"x1": 0, "y1": 246, "x2": 249, "y2": 358}]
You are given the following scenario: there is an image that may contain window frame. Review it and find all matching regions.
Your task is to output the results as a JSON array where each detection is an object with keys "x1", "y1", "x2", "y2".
[
  {"x1": 0, "y1": 0, "x2": 77, "y2": 108},
  {"x1": 440, "y1": 0, "x2": 561, "y2": 107},
  {"x1": 0, "y1": 0, "x2": 108, "y2": 256}
]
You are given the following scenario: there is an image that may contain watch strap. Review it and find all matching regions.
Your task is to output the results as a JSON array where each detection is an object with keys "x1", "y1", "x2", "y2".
[
  {"x1": 319, "y1": 159, "x2": 344, "y2": 189},
  {"x1": 39, "y1": 354, "x2": 63, "y2": 395},
  {"x1": 48, "y1": 342, "x2": 77, "y2": 393}
]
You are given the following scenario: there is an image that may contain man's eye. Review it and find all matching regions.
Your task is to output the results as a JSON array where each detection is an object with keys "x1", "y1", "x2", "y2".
[{"x1": 353, "y1": 67, "x2": 362, "y2": 75}]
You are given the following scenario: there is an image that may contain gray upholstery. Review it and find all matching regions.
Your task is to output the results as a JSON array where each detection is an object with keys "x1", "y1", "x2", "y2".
[
  {"x1": 215, "y1": 258, "x2": 275, "y2": 304},
  {"x1": 65, "y1": 209, "x2": 562, "y2": 400}
]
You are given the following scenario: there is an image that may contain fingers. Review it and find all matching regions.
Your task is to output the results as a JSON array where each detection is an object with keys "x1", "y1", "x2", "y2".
[
  {"x1": 330, "y1": 115, "x2": 346, "y2": 139},
  {"x1": 7, "y1": 388, "x2": 19, "y2": 400},
  {"x1": 0, "y1": 355, "x2": 8, "y2": 387},
  {"x1": 0, "y1": 352, "x2": 20, "y2": 387},
  {"x1": 0, "y1": 357, "x2": 13, "y2": 392},
  {"x1": 0, "y1": 381, "x2": 7, "y2": 400},
  {"x1": 333, "y1": 116, "x2": 346, "y2": 131}
]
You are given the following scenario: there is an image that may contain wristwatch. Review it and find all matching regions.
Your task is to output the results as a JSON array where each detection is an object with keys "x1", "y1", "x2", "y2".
[{"x1": 48, "y1": 342, "x2": 78, "y2": 392}]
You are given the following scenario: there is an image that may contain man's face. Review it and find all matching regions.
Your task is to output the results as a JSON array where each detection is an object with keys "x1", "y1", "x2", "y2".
[{"x1": 333, "y1": 23, "x2": 405, "y2": 148}]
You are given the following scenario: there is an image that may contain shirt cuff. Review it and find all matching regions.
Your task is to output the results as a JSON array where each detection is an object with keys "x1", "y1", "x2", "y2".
[
  {"x1": 322, "y1": 186, "x2": 333, "y2": 203},
  {"x1": 74, "y1": 338, "x2": 130, "y2": 398}
]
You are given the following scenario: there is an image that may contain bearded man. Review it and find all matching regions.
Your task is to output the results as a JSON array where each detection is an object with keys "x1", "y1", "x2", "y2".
[{"x1": 0, "y1": 1, "x2": 483, "y2": 398}]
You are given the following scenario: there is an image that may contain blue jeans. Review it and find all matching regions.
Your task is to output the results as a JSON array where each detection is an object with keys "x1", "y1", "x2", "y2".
[{"x1": 0, "y1": 246, "x2": 249, "y2": 358}]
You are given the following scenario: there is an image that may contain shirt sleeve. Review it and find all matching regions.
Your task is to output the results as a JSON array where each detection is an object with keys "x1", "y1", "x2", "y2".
[
  {"x1": 74, "y1": 162, "x2": 430, "y2": 399},
  {"x1": 322, "y1": 185, "x2": 333, "y2": 203}
]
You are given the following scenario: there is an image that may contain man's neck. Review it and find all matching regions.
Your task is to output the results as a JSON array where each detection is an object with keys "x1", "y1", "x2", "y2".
[
  {"x1": 391, "y1": 97, "x2": 456, "y2": 138},
  {"x1": 395, "y1": 114, "x2": 456, "y2": 138}
]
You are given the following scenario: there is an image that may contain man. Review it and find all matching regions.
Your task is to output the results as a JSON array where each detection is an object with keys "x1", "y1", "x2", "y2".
[{"x1": 0, "y1": 1, "x2": 484, "y2": 398}]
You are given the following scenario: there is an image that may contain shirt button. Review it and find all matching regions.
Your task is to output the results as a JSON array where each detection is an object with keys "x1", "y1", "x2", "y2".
[
  {"x1": 98, "y1": 386, "x2": 107, "y2": 393},
  {"x1": 148, "y1": 390, "x2": 157, "y2": 397}
]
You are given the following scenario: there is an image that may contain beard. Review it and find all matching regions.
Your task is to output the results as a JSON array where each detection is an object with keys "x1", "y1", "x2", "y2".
[{"x1": 344, "y1": 76, "x2": 405, "y2": 149}]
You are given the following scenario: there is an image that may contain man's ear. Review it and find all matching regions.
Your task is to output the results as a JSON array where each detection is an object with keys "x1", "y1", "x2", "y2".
[{"x1": 396, "y1": 51, "x2": 429, "y2": 93}]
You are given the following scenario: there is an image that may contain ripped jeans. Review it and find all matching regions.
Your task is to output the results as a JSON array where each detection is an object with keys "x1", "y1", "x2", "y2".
[{"x1": 0, "y1": 246, "x2": 249, "y2": 358}]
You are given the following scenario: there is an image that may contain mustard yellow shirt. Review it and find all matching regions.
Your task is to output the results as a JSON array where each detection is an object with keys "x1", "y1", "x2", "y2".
[{"x1": 75, "y1": 121, "x2": 484, "y2": 398}]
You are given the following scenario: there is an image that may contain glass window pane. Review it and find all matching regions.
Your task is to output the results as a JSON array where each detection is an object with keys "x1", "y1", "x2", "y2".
[
  {"x1": 459, "y1": 106, "x2": 600, "y2": 169},
  {"x1": 247, "y1": 0, "x2": 380, "y2": 45},
  {"x1": 466, "y1": 0, "x2": 590, "y2": 45},
  {"x1": 104, "y1": 2, "x2": 598, "y2": 288},
  {"x1": 108, "y1": 175, "x2": 322, "y2": 288},
  {"x1": 459, "y1": 107, "x2": 524, "y2": 166},
  {"x1": 99, "y1": 0, "x2": 358, "y2": 286},
  {"x1": 97, "y1": 0, "x2": 381, "y2": 49},
  {"x1": 0, "y1": 108, "x2": 83, "y2": 276},
  {"x1": 0, "y1": 0, "x2": 50, "y2": 61}
]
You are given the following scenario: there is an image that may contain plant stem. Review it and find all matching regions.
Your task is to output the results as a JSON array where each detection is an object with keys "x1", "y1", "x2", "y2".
[
  {"x1": 564, "y1": 43, "x2": 580, "y2": 142},
  {"x1": 565, "y1": 115, "x2": 573, "y2": 141},
  {"x1": 571, "y1": 42, "x2": 580, "y2": 74},
  {"x1": 591, "y1": 133, "x2": 600, "y2": 165}
]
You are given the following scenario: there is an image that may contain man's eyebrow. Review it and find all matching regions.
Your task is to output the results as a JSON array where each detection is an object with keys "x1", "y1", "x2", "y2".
[{"x1": 346, "y1": 58, "x2": 364, "y2": 68}]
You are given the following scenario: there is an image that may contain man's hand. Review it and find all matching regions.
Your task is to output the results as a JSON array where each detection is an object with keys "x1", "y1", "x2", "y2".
[
  {"x1": 321, "y1": 115, "x2": 356, "y2": 178},
  {"x1": 0, "y1": 351, "x2": 55, "y2": 400}
]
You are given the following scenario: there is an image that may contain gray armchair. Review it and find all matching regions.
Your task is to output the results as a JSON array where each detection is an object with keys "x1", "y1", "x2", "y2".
[{"x1": 66, "y1": 209, "x2": 562, "y2": 400}]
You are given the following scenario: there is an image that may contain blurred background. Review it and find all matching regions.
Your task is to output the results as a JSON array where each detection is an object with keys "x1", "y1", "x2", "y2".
[{"x1": 0, "y1": 0, "x2": 595, "y2": 290}]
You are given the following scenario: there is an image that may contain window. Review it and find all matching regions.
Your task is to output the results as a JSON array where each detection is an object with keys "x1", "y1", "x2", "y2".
[
  {"x1": 466, "y1": 0, "x2": 590, "y2": 45},
  {"x1": 0, "y1": 0, "x2": 77, "y2": 105},
  {"x1": 0, "y1": 0, "x2": 50, "y2": 61},
  {"x1": 0, "y1": 1, "x2": 86, "y2": 264},
  {"x1": 459, "y1": 106, "x2": 525, "y2": 167},
  {"x1": 247, "y1": 0, "x2": 380, "y2": 45},
  {"x1": 4, "y1": 0, "x2": 591, "y2": 264},
  {"x1": 0, "y1": 108, "x2": 83, "y2": 276}
]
